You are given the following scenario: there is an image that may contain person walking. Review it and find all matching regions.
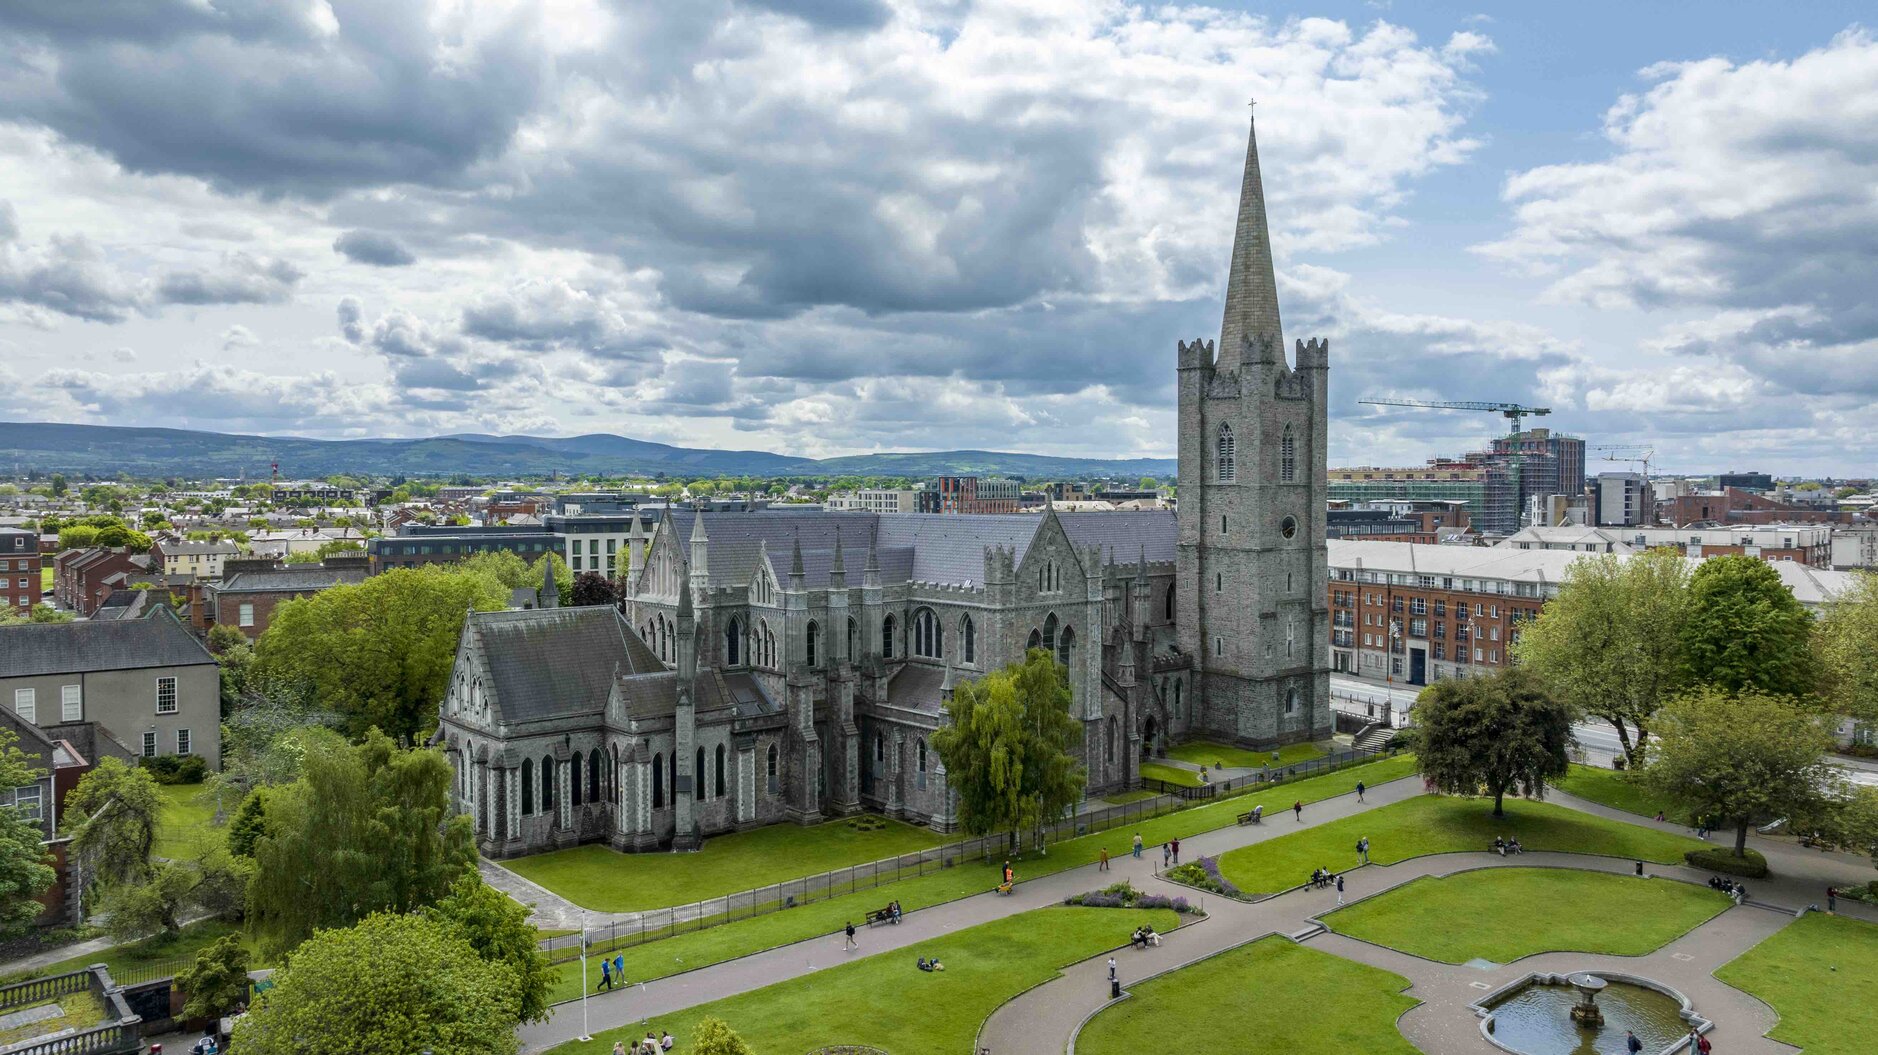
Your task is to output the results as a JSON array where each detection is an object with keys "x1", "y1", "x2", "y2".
[
  {"x1": 844, "y1": 921, "x2": 858, "y2": 951},
  {"x1": 597, "y1": 955, "x2": 614, "y2": 992},
  {"x1": 1171, "y1": 836, "x2": 1181, "y2": 865},
  {"x1": 1358, "y1": 836, "x2": 1370, "y2": 865},
  {"x1": 1625, "y1": 1030, "x2": 1643, "y2": 1054},
  {"x1": 1099, "y1": 846, "x2": 1110, "y2": 872},
  {"x1": 1356, "y1": 780, "x2": 1366, "y2": 802},
  {"x1": 1293, "y1": 800, "x2": 1303, "y2": 822},
  {"x1": 1162, "y1": 842, "x2": 1171, "y2": 869},
  {"x1": 614, "y1": 953, "x2": 625, "y2": 983},
  {"x1": 1132, "y1": 832, "x2": 1143, "y2": 859},
  {"x1": 1335, "y1": 873, "x2": 1345, "y2": 906},
  {"x1": 1108, "y1": 957, "x2": 1118, "y2": 982},
  {"x1": 1828, "y1": 886, "x2": 1838, "y2": 913}
]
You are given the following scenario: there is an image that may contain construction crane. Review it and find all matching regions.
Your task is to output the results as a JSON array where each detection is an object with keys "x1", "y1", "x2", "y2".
[
  {"x1": 1593, "y1": 444, "x2": 1655, "y2": 482},
  {"x1": 1357, "y1": 398, "x2": 1552, "y2": 436}
]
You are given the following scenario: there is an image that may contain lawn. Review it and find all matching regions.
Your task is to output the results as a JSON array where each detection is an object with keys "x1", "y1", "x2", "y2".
[
  {"x1": 1101, "y1": 789, "x2": 1161, "y2": 806},
  {"x1": 1138, "y1": 761, "x2": 1203, "y2": 787},
  {"x1": 1323, "y1": 868, "x2": 1728, "y2": 964},
  {"x1": 504, "y1": 814, "x2": 947, "y2": 913},
  {"x1": 0, "y1": 920, "x2": 264, "y2": 988},
  {"x1": 152, "y1": 782, "x2": 234, "y2": 861},
  {"x1": 1715, "y1": 911, "x2": 1878, "y2": 1053},
  {"x1": 1077, "y1": 935, "x2": 1419, "y2": 1055},
  {"x1": 1166, "y1": 740, "x2": 1326, "y2": 770},
  {"x1": 1550, "y1": 764, "x2": 1685, "y2": 823},
  {"x1": 545, "y1": 906, "x2": 1181, "y2": 1055},
  {"x1": 0, "y1": 988, "x2": 106, "y2": 1047},
  {"x1": 1214, "y1": 794, "x2": 1706, "y2": 896},
  {"x1": 540, "y1": 753, "x2": 1420, "y2": 1005}
]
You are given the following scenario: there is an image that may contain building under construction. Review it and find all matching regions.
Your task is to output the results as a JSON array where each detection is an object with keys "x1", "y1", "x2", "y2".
[{"x1": 1330, "y1": 428, "x2": 1584, "y2": 537}]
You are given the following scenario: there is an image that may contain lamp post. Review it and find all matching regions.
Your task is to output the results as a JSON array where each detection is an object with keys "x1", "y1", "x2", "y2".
[{"x1": 577, "y1": 910, "x2": 592, "y2": 1042}]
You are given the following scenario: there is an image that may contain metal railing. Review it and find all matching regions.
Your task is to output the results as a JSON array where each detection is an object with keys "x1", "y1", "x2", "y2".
[{"x1": 538, "y1": 743, "x2": 1401, "y2": 964}]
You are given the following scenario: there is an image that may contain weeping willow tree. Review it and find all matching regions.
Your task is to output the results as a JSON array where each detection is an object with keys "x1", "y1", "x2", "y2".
[{"x1": 932, "y1": 648, "x2": 1086, "y2": 855}]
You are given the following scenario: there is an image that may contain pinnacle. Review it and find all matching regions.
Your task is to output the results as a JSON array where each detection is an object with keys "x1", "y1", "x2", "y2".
[{"x1": 1218, "y1": 109, "x2": 1284, "y2": 367}]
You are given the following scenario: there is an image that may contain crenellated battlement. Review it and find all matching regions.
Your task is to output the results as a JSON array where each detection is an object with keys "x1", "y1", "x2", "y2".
[
  {"x1": 1176, "y1": 337, "x2": 1216, "y2": 370},
  {"x1": 1295, "y1": 337, "x2": 1329, "y2": 369}
]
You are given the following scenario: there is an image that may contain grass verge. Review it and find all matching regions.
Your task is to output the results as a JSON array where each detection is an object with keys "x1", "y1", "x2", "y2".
[
  {"x1": 1137, "y1": 762, "x2": 1202, "y2": 787},
  {"x1": 1166, "y1": 740, "x2": 1326, "y2": 770},
  {"x1": 1550, "y1": 764, "x2": 1683, "y2": 823},
  {"x1": 0, "y1": 920, "x2": 265, "y2": 987},
  {"x1": 1715, "y1": 912, "x2": 1878, "y2": 1053},
  {"x1": 1077, "y1": 935, "x2": 1418, "y2": 1055},
  {"x1": 1214, "y1": 794, "x2": 1706, "y2": 896},
  {"x1": 152, "y1": 782, "x2": 233, "y2": 862},
  {"x1": 545, "y1": 906, "x2": 1180, "y2": 1055},
  {"x1": 1323, "y1": 867, "x2": 1728, "y2": 964}
]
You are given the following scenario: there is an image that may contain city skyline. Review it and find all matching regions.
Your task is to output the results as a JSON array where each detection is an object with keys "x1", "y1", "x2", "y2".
[{"x1": 1, "y1": 3, "x2": 1874, "y2": 473}]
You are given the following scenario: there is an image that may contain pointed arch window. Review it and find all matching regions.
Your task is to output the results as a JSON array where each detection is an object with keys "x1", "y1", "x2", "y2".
[
  {"x1": 715, "y1": 744, "x2": 727, "y2": 798},
  {"x1": 652, "y1": 752, "x2": 664, "y2": 808},
  {"x1": 1164, "y1": 582, "x2": 1175, "y2": 622},
  {"x1": 1280, "y1": 425, "x2": 1296, "y2": 483},
  {"x1": 806, "y1": 621, "x2": 819, "y2": 667},
  {"x1": 882, "y1": 614, "x2": 896, "y2": 659},
  {"x1": 1027, "y1": 628, "x2": 1042, "y2": 652},
  {"x1": 916, "y1": 738, "x2": 928, "y2": 790},
  {"x1": 540, "y1": 754, "x2": 555, "y2": 814},
  {"x1": 1106, "y1": 715, "x2": 1117, "y2": 763},
  {"x1": 522, "y1": 758, "x2": 535, "y2": 815},
  {"x1": 1057, "y1": 624, "x2": 1075, "y2": 667},
  {"x1": 588, "y1": 751, "x2": 601, "y2": 804},
  {"x1": 913, "y1": 607, "x2": 941, "y2": 658},
  {"x1": 695, "y1": 747, "x2": 706, "y2": 801},
  {"x1": 1217, "y1": 423, "x2": 1236, "y2": 482},
  {"x1": 726, "y1": 617, "x2": 743, "y2": 666},
  {"x1": 1042, "y1": 613, "x2": 1058, "y2": 654},
  {"x1": 961, "y1": 615, "x2": 976, "y2": 665},
  {"x1": 847, "y1": 617, "x2": 858, "y2": 661},
  {"x1": 766, "y1": 743, "x2": 780, "y2": 794}
]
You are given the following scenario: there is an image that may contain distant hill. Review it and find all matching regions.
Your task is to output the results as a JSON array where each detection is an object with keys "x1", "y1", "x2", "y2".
[{"x1": 0, "y1": 422, "x2": 1175, "y2": 480}]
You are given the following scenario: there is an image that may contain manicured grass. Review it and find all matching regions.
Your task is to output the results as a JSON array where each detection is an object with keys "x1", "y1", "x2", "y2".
[
  {"x1": 1166, "y1": 740, "x2": 1326, "y2": 770},
  {"x1": 1716, "y1": 911, "x2": 1878, "y2": 1053},
  {"x1": 1551, "y1": 764, "x2": 1685, "y2": 823},
  {"x1": 1077, "y1": 935, "x2": 1419, "y2": 1055},
  {"x1": 546, "y1": 906, "x2": 1180, "y2": 1055},
  {"x1": 1324, "y1": 868, "x2": 1729, "y2": 964},
  {"x1": 41, "y1": 567, "x2": 53, "y2": 594},
  {"x1": 0, "y1": 988, "x2": 106, "y2": 1046},
  {"x1": 1215, "y1": 794, "x2": 1706, "y2": 896},
  {"x1": 1101, "y1": 789, "x2": 1161, "y2": 806},
  {"x1": 505, "y1": 815, "x2": 947, "y2": 913},
  {"x1": 540, "y1": 754, "x2": 1419, "y2": 1004},
  {"x1": 1138, "y1": 761, "x2": 1203, "y2": 787},
  {"x1": 152, "y1": 783, "x2": 234, "y2": 861},
  {"x1": 0, "y1": 920, "x2": 265, "y2": 987}
]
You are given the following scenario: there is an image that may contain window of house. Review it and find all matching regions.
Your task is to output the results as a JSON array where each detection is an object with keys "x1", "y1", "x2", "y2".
[
  {"x1": 12, "y1": 688, "x2": 34, "y2": 724},
  {"x1": 156, "y1": 677, "x2": 177, "y2": 714},
  {"x1": 1216, "y1": 424, "x2": 1235, "y2": 482},
  {"x1": 61, "y1": 685, "x2": 81, "y2": 722},
  {"x1": 238, "y1": 603, "x2": 255, "y2": 627},
  {"x1": 177, "y1": 729, "x2": 192, "y2": 755},
  {"x1": 142, "y1": 731, "x2": 158, "y2": 757}
]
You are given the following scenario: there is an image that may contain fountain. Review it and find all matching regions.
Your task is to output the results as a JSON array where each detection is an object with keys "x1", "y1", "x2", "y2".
[
  {"x1": 1567, "y1": 973, "x2": 1605, "y2": 1026},
  {"x1": 1474, "y1": 971, "x2": 1705, "y2": 1055}
]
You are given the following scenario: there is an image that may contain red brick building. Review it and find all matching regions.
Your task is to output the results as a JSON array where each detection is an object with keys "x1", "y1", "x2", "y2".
[
  {"x1": 1, "y1": 528, "x2": 40, "y2": 614},
  {"x1": 53, "y1": 547, "x2": 147, "y2": 616},
  {"x1": 195, "y1": 558, "x2": 369, "y2": 639}
]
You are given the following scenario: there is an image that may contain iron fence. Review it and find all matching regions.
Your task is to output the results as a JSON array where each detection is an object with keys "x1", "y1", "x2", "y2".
[{"x1": 539, "y1": 743, "x2": 1398, "y2": 965}]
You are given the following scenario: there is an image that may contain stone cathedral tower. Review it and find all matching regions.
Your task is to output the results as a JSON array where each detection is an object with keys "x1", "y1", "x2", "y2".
[{"x1": 1175, "y1": 112, "x2": 1332, "y2": 747}]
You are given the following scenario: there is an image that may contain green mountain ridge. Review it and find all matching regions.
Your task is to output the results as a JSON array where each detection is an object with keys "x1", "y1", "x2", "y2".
[{"x1": 0, "y1": 422, "x2": 1175, "y2": 480}]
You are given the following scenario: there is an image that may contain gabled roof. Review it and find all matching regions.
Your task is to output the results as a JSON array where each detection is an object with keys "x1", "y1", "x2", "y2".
[
  {"x1": 214, "y1": 566, "x2": 369, "y2": 594},
  {"x1": 0, "y1": 607, "x2": 214, "y2": 676},
  {"x1": 469, "y1": 606, "x2": 662, "y2": 723}
]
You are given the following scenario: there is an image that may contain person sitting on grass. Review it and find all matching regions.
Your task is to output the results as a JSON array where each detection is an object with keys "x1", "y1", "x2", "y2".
[{"x1": 918, "y1": 956, "x2": 934, "y2": 971}]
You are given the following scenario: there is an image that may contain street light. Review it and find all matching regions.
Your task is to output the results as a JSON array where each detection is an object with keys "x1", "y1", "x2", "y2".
[{"x1": 577, "y1": 910, "x2": 592, "y2": 1043}]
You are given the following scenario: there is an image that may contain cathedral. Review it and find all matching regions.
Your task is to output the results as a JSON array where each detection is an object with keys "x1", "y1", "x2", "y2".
[{"x1": 437, "y1": 114, "x2": 1331, "y2": 858}]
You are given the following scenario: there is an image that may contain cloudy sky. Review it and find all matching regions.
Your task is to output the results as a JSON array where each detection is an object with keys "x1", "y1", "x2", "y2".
[{"x1": 1, "y1": 1, "x2": 1874, "y2": 474}]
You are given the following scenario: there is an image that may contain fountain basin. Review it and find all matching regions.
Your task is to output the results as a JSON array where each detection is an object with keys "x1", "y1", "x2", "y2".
[{"x1": 1473, "y1": 971, "x2": 1708, "y2": 1055}]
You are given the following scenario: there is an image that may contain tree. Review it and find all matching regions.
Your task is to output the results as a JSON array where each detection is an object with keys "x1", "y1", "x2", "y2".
[
  {"x1": 1680, "y1": 554, "x2": 1816, "y2": 699},
  {"x1": 49, "y1": 472, "x2": 66, "y2": 497},
  {"x1": 0, "y1": 605, "x2": 74, "y2": 627},
  {"x1": 932, "y1": 649, "x2": 1086, "y2": 852},
  {"x1": 1645, "y1": 688, "x2": 1840, "y2": 858},
  {"x1": 97, "y1": 850, "x2": 250, "y2": 943},
  {"x1": 688, "y1": 1018, "x2": 756, "y2": 1055},
  {"x1": 1813, "y1": 570, "x2": 1878, "y2": 731},
  {"x1": 425, "y1": 871, "x2": 552, "y2": 1023},
  {"x1": 571, "y1": 571, "x2": 622, "y2": 609},
  {"x1": 1415, "y1": 668, "x2": 1573, "y2": 816},
  {"x1": 207, "y1": 624, "x2": 250, "y2": 655},
  {"x1": 0, "y1": 730, "x2": 56, "y2": 938},
  {"x1": 252, "y1": 566, "x2": 507, "y2": 740},
  {"x1": 1513, "y1": 549, "x2": 1691, "y2": 765},
  {"x1": 233, "y1": 912, "x2": 519, "y2": 1055},
  {"x1": 64, "y1": 757, "x2": 162, "y2": 889},
  {"x1": 178, "y1": 935, "x2": 252, "y2": 1021},
  {"x1": 58, "y1": 524, "x2": 101, "y2": 550},
  {"x1": 227, "y1": 789, "x2": 269, "y2": 858},
  {"x1": 247, "y1": 730, "x2": 475, "y2": 948}
]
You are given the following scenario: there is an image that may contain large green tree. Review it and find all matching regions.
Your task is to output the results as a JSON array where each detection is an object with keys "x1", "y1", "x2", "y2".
[
  {"x1": 1415, "y1": 668, "x2": 1573, "y2": 816},
  {"x1": 233, "y1": 912, "x2": 519, "y2": 1055},
  {"x1": 1644, "y1": 688, "x2": 1840, "y2": 857},
  {"x1": 425, "y1": 871, "x2": 552, "y2": 1023},
  {"x1": 64, "y1": 757, "x2": 162, "y2": 889},
  {"x1": 247, "y1": 730, "x2": 474, "y2": 948},
  {"x1": 932, "y1": 648, "x2": 1086, "y2": 853},
  {"x1": 252, "y1": 566, "x2": 508, "y2": 740},
  {"x1": 1680, "y1": 554, "x2": 1817, "y2": 699},
  {"x1": 1513, "y1": 549, "x2": 1691, "y2": 765},
  {"x1": 178, "y1": 935, "x2": 252, "y2": 1022},
  {"x1": 1813, "y1": 569, "x2": 1878, "y2": 731},
  {"x1": 0, "y1": 730, "x2": 56, "y2": 937}
]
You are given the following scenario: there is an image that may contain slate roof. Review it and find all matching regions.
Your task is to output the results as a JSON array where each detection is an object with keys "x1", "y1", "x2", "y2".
[
  {"x1": 608, "y1": 669, "x2": 776, "y2": 722},
  {"x1": 214, "y1": 566, "x2": 369, "y2": 593},
  {"x1": 0, "y1": 607, "x2": 214, "y2": 677},
  {"x1": 470, "y1": 606, "x2": 662, "y2": 722},
  {"x1": 885, "y1": 662, "x2": 947, "y2": 714},
  {"x1": 1054, "y1": 511, "x2": 1178, "y2": 567}
]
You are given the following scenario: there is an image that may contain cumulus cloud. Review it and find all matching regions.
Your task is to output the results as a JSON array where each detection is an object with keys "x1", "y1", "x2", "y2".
[
  {"x1": 336, "y1": 296, "x2": 365, "y2": 344},
  {"x1": 156, "y1": 252, "x2": 302, "y2": 306},
  {"x1": 333, "y1": 229, "x2": 416, "y2": 266}
]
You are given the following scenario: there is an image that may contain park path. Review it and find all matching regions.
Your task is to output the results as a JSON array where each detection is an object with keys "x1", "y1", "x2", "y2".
[{"x1": 515, "y1": 771, "x2": 1425, "y2": 1053}]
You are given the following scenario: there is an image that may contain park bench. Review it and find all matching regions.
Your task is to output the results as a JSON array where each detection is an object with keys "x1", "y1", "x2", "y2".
[
  {"x1": 1236, "y1": 809, "x2": 1261, "y2": 825},
  {"x1": 865, "y1": 906, "x2": 898, "y2": 927}
]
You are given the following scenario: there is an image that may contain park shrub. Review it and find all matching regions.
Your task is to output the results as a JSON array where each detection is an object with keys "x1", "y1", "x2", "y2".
[
  {"x1": 138, "y1": 754, "x2": 208, "y2": 785},
  {"x1": 1162, "y1": 856, "x2": 1249, "y2": 901},
  {"x1": 1063, "y1": 880, "x2": 1200, "y2": 915},
  {"x1": 1685, "y1": 846, "x2": 1769, "y2": 878}
]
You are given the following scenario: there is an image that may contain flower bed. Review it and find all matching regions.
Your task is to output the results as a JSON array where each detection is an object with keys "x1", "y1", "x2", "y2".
[
  {"x1": 1064, "y1": 880, "x2": 1201, "y2": 915},
  {"x1": 1163, "y1": 856, "x2": 1251, "y2": 901}
]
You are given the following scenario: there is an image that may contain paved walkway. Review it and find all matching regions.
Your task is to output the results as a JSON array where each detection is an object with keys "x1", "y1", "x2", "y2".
[{"x1": 516, "y1": 772, "x2": 1423, "y2": 1053}]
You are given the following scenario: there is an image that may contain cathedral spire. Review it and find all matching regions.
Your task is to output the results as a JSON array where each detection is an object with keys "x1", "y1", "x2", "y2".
[{"x1": 1219, "y1": 105, "x2": 1284, "y2": 367}]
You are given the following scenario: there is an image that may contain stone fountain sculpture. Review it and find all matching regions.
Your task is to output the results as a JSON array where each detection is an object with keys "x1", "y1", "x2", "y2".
[{"x1": 1568, "y1": 973, "x2": 1607, "y2": 1026}]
